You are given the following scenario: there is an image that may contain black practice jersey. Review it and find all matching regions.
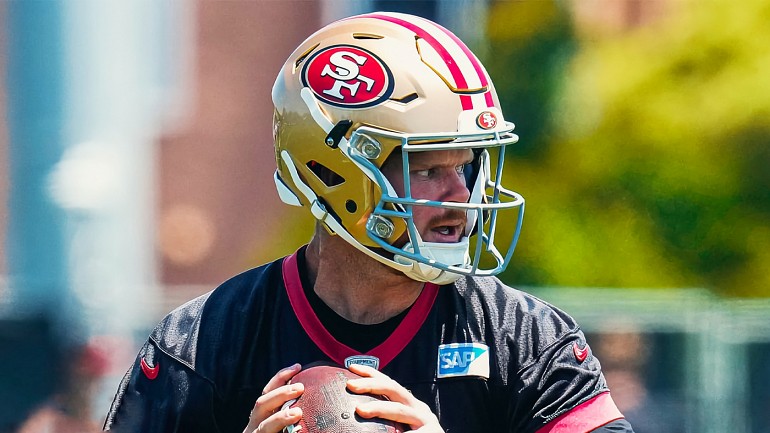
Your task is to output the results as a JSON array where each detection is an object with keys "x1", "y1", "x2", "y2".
[{"x1": 104, "y1": 249, "x2": 633, "y2": 432}]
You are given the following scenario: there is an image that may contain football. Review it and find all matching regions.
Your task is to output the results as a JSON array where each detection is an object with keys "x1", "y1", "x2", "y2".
[{"x1": 282, "y1": 363, "x2": 407, "y2": 433}]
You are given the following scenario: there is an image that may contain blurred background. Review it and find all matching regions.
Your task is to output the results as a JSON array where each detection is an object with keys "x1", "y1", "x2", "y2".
[{"x1": 1, "y1": 0, "x2": 768, "y2": 432}]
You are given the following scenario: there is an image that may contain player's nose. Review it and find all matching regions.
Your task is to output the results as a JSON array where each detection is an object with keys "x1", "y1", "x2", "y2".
[{"x1": 443, "y1": 169, "x2": 471, "y2": 203}]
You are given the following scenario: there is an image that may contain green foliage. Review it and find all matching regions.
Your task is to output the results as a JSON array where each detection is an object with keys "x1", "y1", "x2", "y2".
[
  {"x1": 485, "y1": 0, "x2": 576, "y2": 158},
  {"x1": 492, "y1": 0, "x2": 770, "y2": 296}
]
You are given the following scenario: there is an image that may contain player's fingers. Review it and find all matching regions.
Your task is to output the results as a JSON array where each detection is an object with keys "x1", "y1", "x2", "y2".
[
  {"x1": 249, "y1": 382, "x2": 305, "y2": 424},
  {"x1": 346, "y1": 368, "x2": 416, "y2": 405},
  {"x1": 243, "y1": 363, "x2": 304, "y2": 433},
  {"x1": 347, "y1": 365, "x2": 442, "y2": 432},
  {"x1": 347, "y1": 363, "x2": 383, "y2": 379},
  {"x1": 355, "y1": 399, "x2": 419, "y2": 425},
  {"x1": 246, "y1": 406, "x2": 303, "y2": 433},
  {"x1": 246, "y1": 363, "x2": 302, "y2": 427},
  {"x1": 356, "y1": 399, "x2": 443, "y2": 433},
  {"x1": 262, "y1": 363, "x2": 302, "y2": 395},
  {"x1": 346, "y1": 376, "x2": 408, "y2": 400}
]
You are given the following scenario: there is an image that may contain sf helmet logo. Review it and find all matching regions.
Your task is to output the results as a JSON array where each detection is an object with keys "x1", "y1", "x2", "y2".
[
  {"x1": 476, "y1": 111, "x2": 498, "y2": 130},
  {"x1": 302, "y1": 45, "x2": 394, "y2": 108}
]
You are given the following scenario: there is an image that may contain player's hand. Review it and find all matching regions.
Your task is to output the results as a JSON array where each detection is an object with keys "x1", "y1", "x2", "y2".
[
  {"x1": 243, "y1": 363, "x2": 305, "y2": 433},
  {"x1": 346, "y1": 364, "x2": 444, "y2": 433}
]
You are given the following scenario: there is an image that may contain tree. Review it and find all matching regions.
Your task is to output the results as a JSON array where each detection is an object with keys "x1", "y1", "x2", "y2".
[{"x1": 492, "y1": 0, "x2": 770, "y2": 297}]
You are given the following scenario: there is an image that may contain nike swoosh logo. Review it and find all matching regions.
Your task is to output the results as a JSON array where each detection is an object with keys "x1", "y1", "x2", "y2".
[
  {"x1": 140, "y1": 357, "x2": 159, "y2": 380},
  {"x1": 573, "y1": 341, "x2": 589, "y2": 363}
]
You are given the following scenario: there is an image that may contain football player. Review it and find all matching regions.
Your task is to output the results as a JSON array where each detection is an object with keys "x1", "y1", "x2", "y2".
[{"x1": 105, "y1": 12, "x2": 635, "y2": 433}]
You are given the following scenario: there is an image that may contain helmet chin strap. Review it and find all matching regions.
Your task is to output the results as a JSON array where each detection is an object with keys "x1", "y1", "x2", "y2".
[{"x1": 394, "y1": 234, "x2": 470, "y2": 285}]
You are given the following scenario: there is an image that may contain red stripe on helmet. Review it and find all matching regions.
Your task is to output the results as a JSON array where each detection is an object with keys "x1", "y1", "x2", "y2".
[
  {"x1": 358, "y1": 13, "x2": 475, "y2": 110},
  {"x1": 431, "y1": 21, "x2": 495, "y2": 108}
]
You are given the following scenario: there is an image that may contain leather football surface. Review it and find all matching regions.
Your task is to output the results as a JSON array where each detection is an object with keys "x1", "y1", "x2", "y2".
[{"x1": 283, "y1": 363, "x2": 407, "y2": 433}]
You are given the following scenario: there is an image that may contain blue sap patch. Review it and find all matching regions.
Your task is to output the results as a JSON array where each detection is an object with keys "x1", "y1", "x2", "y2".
[{"x1": 437, "y1": 343, "x2": 490, "y2": 379}]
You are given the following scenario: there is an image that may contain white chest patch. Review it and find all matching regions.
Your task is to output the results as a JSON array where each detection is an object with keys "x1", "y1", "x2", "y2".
[{"x1": 344, "y1": 355, "x2": 380, "y2": 370}]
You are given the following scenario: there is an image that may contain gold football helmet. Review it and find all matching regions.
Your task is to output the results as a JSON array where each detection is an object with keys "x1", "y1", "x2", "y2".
[{"x1": 272, "y1": 12, "x2": 524, "y2": 284}]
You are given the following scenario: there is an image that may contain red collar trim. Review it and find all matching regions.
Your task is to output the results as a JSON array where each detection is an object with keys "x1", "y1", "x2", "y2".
[{"x1": 282, "y1": 249, "x2": 438, "y2": 369}]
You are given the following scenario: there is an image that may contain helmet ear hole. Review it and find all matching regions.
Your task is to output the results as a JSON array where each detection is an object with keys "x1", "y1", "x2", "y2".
[
  {"x1": 307, "y1": 160, "x2": 345, "y2": 187},
  {"x1": 345, "y1": 200, "x2": 357, "y2": 213}
]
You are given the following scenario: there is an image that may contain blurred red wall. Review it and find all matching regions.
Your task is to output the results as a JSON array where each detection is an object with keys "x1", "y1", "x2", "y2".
[{"x1": 157, "y1": 2, "x2": 321, "y2": 286}]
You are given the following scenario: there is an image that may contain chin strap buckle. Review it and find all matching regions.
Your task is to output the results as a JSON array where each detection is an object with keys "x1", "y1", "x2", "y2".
[{"x1": 324, "y1": 120, "x2": 353, "y2": 148}]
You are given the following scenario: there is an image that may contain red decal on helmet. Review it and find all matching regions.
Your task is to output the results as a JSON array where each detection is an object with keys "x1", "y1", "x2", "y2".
[
  {"x1": 356, "y1": 13, "x2": 495, "y2": 110},
  {"x1": 476, "y1": 111, "x2": 498, "y2": 130},
  {"x1": 432, "y1": 21, "x2": 495, "y2": 109},
  {"x1": 302, "y1": 45, "x2": 394, "y2": 109}
]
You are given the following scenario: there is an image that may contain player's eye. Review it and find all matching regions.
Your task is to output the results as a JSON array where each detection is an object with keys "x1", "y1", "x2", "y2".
[{"x1": 414, "y1": 168, "x2": 434, "y2": 178}]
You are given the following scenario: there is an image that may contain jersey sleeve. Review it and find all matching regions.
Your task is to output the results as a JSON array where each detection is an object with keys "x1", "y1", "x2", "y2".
[
  {"x1": 533, "y1": 392, "x2": 632, "y2": 433},
  {"x1": 513, "y1": 331, "x2": 628, "y2": 433},
  {"x1": 590, "y1": 419, "x2": 636, "y2": 432},
  {"x1": 103, "y1": 339, "x2": 222, "y2": 433}
]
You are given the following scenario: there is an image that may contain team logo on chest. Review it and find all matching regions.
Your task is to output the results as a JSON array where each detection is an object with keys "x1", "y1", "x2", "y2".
[
  {"x1": 302, "y1": 44, "x2": 394, "y2": 108},
  {"x1": 437, "y1": 342, "x2": 490, "y2": 379},
  {"x1": 344, "y1": 355, "x2": 380, "y2": 370}
]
